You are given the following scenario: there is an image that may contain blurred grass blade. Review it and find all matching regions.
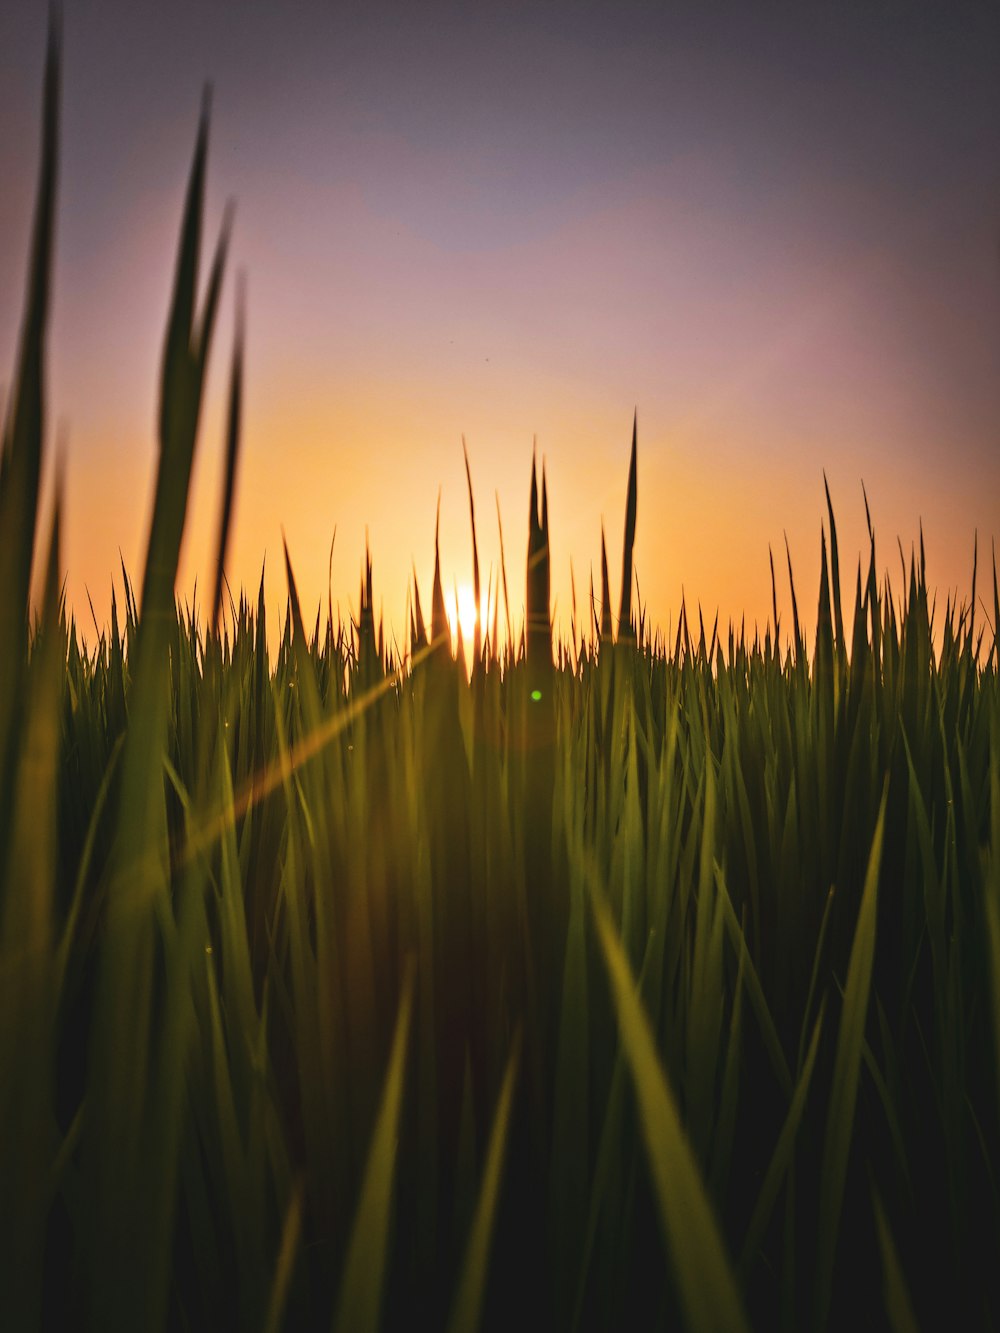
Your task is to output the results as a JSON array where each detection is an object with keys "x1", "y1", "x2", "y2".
[
  {"x1": 591, "y1": 889, "x2": 749, "y2": 1333},
  {"x1": 446, "y1": 1034, "x2": 521, "y2": 1333},
  {"x1": 0, "y1": 15, "x2": 59, "y2": 816},
  {"x1": 0, "y1": 479, "x2": 63, "y2": 1328},
  {"x1": 333, "y1": 965, "x2": 414, "y2": 1333},
  {"x1": 143, "y1": 92, "x2": 231, "y2": 625},
  {"x1": 815, "y1": 788, "x2": 888, "y2": 1328},
  {"x1": 872, "y1": 1188, "x2": 919, "y2": 1333},
  {"x1": 263, "y1": 1181, "x2": 304, "y2": 1333},
  {"x1": 84, "y1": 97, "x2": 230, "y2": 1332},
  {"x1": 739, "y1": 1003, "x2": 824, "y2": 1275}
]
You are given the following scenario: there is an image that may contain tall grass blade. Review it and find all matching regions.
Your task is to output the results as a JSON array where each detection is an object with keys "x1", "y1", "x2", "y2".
[
  {"x1": 591, "y1": 889, "x2": 749, "y2": 1333},
  {"x1": 211, "y1": 269, "x2": 245, "y2": 627},
  {"x1": 446, "y1": 1036, "x2": 521, "y2": 1333},
  {"x1": 600, "y1": 524, "x2": 612, "y2": 643},
  {"x1": 872, "y1": 1188, "x2": 920, "y2": 1333},
  {"x1": 263, "y1": 1182, "x2": 304, "y2": 1333},
  {"x1": 463, "y1": 436, "x2": 482, "y2": 669},
  {"x1": 815, "y1": 789, "x2": 888, "y2": 1328},
  {"x1": 0, "y1": 14, "x2": 58, "y2": 821},
  {"x1": 739, "y1": 1004, "x2": 824, "y2": 1274},
  {"x1": 617, "y1": 410, "x2": 638, "y2": 642},
  {"x1": 333, "y1": 966, "x2": 414, "y2": 1333}
]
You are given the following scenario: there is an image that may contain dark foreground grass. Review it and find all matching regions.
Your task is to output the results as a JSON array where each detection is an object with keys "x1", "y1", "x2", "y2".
[{"x1": 2, "y1": 32, "x2": 999, "y2": 1333}]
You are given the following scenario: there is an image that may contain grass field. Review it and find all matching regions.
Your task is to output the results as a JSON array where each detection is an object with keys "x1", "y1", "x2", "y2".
[{"x1": 2, "y1": 34, "x2": 999, "y2": 1332}]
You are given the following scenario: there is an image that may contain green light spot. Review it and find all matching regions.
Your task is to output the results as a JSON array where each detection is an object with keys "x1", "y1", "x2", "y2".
[{"x1": 531, "y1": 689, "x2": 542, "y2": 702}]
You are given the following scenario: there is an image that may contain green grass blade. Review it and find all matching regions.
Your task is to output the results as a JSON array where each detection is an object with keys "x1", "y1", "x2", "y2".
[
  {"x1": 0, "y1": 14, "x2": 59, "y2": 817},
  {"x1": 446, "y1": 1035, "x2": 521, "y2": 1333},
  {"x1": 591, "y1": 889, "x2": 749, "y2": 1333},
  {"x1": 263, "y1": 1181, "x2": 304, "y2": 1333},
  {"x1": 333, "y1": 965, "x2": 414, "y2": 1333},
  {"x1": 815, "y1": 788, "x2": 888, "y2": 1328},
  {"x1": 211, "y1": 270, "x2": 245, "y2": 628},
  {"x1": 739, "y1": 1002, "x2": 824, "y2": 1275},
  {"x1": 871, "y1": 1188, "x2": 920, "y2": 1333},
  {"x1": 617, "y1": 411, "x2": 638, "y2": 641}
]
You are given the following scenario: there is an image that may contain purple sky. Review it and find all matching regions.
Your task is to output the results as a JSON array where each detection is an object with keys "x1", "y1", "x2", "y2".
[{"x1": 1, "y1": 1, "x2": 998, "y2": 647}]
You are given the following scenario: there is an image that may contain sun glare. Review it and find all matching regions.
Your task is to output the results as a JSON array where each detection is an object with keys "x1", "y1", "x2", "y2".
[{"x1": 447, "y1": 583, "x2": 479, "y2": 644}]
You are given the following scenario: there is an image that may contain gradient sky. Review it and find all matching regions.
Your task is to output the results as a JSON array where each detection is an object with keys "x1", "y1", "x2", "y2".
[{"x1": 1, "y1": 1, "x2": 998, "y2": 651}]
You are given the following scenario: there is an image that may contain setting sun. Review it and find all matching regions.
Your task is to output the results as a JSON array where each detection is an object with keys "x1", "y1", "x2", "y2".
[{"x1": 446, "y1": 583, "x2": 479, "y2": 645}]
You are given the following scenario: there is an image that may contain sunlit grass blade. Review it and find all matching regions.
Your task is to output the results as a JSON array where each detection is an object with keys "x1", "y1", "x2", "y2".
[
  {"x1": 462, "y1": 436, "x2": 482, "y2": 669},
  {"x1": 263, "y1": 1181, "x2": 304, "y2": 1333},
  {"x1": 591, "y1": 889, "x2": 750, "y2": 1333},
  {"x1": 495, "y1": 491, "x2": 512, "y2": 660},
  {"x1": 432, "y1": 493, "x2": 448, "y2": 652}
]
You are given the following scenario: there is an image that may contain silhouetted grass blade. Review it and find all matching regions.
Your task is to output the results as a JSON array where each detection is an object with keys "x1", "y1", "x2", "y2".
[
  {"x1": 617, "y1": 410, "x2": 637, "y2": 642},
  {"x1": 211, "y1": 269, "x2": 245, "y2": 628},
  {"x1": 0, "y1": 12, "x2": 59, "y2": 823}
]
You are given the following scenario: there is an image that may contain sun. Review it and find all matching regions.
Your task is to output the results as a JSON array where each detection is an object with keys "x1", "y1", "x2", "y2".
[{"x1": 447, "y1": 583, "x2": 479, "y2": 644}]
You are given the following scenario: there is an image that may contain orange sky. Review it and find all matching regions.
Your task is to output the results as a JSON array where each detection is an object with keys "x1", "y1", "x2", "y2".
[{"x1": 2, "y1": 3, "x2": 998, "y2": 654}]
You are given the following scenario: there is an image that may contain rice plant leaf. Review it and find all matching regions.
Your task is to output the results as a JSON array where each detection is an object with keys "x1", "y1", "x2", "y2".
[
  {"x1": 462, "y1": 436, "x2": 482, "y2": 669},
  {"x1": 0, "y1": 14, "x2": 59, "y2": 815},
  {"x1": 824, "y1": 472, "x2": 845, "y2": 656},
  {"x1": 432, "y1": 493, "x2": 448, "y2": 652},
  {"x1": 446, "y1": 1035, "x2": 521, "y2": 1333},
  {"x1": 815, "y1": 788, "x2": 888, "y2": 1328},
  {"x1": 871, "y1": 1188, "x2": 920, "y2": 1333},
  {"x1": 617, "y1": 410, "x2": 638, "y2": 641},
  {"x1": 263, "y1": 1181, "x2": 304, "y2": 1333},
  {"x1": 333, "y1": 966, "x2": 414, "y2": 1333},
  {"x1": 0, "y1": 13, "x2": 58, "y2": 610},
  {"x1": 716, "y1": 864, "x2": 792, "y2": 1098},
  {"x1": 144, "y1": 95, "x2": 230, "y2": 628},
  {"x1": 495, "y1": 492, "x2": 512, "y2": 659},
  {"x1": 591, "y1": 890, "x2": 749, "y2": 1333},
  {"x1": 600, "y1": 523, "x2": 612, "y2": 643},
  {"x1": 739, "y1": 1002, "x2": 824, "y2": 1275},
  {"x1": 211, "y1": 270, "x2": 245, "y2": 628},
  {"x1": 526, "y1": 448, "x2": 551, "y2": 667},
  {"x1": 0, "y1": 481, "x2": 63, "y2": 1329},
  {"x1": 986, "y1": 712, "x2": 1000, "y2": 1104}
]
